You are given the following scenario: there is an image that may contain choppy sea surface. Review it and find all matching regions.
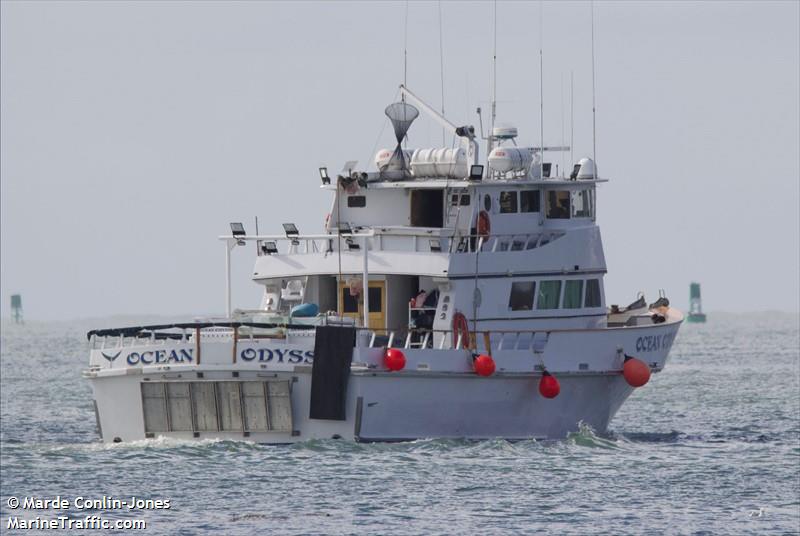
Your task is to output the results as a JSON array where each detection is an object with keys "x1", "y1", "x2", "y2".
[{"x1": 1, "y1": 313, "x2": 798, "y2": 535}]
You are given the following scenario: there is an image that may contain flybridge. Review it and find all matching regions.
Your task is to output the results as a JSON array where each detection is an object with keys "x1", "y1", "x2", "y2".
[{"x1": 323, "y1": 85, "x2": 595, "y2": 186}]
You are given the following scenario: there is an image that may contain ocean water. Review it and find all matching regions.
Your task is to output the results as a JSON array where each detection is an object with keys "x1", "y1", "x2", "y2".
[{"x1": 1, "y1": 313, "x2": 798, "y2": 535}]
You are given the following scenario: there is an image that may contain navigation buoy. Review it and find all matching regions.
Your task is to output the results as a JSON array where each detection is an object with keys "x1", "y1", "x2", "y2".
[
  {"x1": 384, "y1": 348, "x2": 406, "y2": 371},
  {"x1": 623, "y1": 355, "x2": 651, "y2": 387},
  {"x1": 539, "y1": 370, "x2": 560, "y2": 398},
  {"x1": 473, "y1": 354, "x2": 495, "y2": 377}
]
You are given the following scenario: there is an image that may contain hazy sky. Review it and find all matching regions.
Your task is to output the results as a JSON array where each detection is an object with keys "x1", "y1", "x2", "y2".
[{"x1": 2, "y1": 1, "x2": 798, "y2": 321}]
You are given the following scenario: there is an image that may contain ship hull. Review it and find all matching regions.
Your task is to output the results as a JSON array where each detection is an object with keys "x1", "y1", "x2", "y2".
[{"x1": 85, "y1": 311, "x2": 682, "y2": 443}]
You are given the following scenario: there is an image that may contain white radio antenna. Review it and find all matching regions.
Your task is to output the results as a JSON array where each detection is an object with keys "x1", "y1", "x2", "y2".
[
  {"x1": 590, "y1": 0, "x2": 597, "y2": 180},
  {"x1": 403, "y1": 1, "x2": 409, "y2": 93},
  {"x1": 438, "y1": 0, "x2": 445, "y2": 146},
  {"x1": 570, "y1": 70, "x2": 574, "y2": 168},
  {"x1": 539, "y1": 1, "x2": 544, "y2": 180},
  {"x1": 561, "y1": 73, "x2": 565, "y2": 176},
  {"x1": 489, "y1": 0, "x2": 497, "y2": 160}
]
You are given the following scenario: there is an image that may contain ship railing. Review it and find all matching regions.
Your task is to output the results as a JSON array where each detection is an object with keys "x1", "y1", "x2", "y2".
[
  {"x1": 358, "y1": 328, "x2": 549, "y2": 353},
  {"x1": 218, "y1": 229, "x2": 564, "y2": 256},
  {"x1": 86, "y1": 321, "x2": 555, "y2": 359}
]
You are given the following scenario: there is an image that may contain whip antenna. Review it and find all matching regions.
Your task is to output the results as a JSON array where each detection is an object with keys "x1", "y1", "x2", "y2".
[{"x1": 591, "y1": 0, "x2": 597, "y2": 180}]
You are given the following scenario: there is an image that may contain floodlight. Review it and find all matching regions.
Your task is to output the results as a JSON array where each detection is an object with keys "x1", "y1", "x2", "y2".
[
  {"x1": 261, "y1": 241, "x2": 278, "y2": 255},
  {"x1": 338, "y1": 222, "x2": 352, "y2": 235},
  {"x1": 319, "y1": 167, "x2": 330, "y2": 185},
  {"x1": 469, "y1": 165, "x2": 484, "y2": 181},
  {"x1": 230, "y1": 222, "x2": 246, "y2": 237},
  {"x1": 282, "y1": 223, "x2": 299, "y2": 237}
]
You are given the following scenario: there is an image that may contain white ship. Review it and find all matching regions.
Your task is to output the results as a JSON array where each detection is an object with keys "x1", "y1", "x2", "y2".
[{"x1": 85, "y1": 85, "x2": 682, "y2": 443}]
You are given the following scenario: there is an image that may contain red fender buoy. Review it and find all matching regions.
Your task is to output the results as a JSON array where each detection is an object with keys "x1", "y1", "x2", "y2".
[
  {"x1": 473, "y1": 354, "x2": 496, "y2": 377},
  {"x1": 623, "y1": 355, "x2": 651, "y2": 387},
  {"x1": 539, "y1": 370, "x2": 560, "y2": 399},
  {"x1": 384, "y1": 348, "x2": 406, "y2": 371}
]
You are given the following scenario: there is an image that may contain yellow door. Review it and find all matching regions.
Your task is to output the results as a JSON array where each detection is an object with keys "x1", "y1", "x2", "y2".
[{"x1": 338, "y1": 280, "x2": 386, "y2": 330}]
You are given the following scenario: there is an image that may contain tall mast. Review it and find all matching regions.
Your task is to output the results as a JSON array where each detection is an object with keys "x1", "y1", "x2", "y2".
[
  {"x1": 590, "y1": 0, "x2": 597, "y2": 180},
  {"x1": 539, "y1": 1, "x2": 544, "y2": 180},
  {"x1": 489, "y1": 0, "x2": 497, "y2": 162}
]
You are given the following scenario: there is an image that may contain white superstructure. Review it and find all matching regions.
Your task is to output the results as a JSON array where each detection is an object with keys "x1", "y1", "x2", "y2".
[{"x1": 84, "y1": 86, "x2": 682, "y2": 443}]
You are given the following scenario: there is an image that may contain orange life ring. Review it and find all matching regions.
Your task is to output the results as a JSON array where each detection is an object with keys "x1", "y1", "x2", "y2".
[
  {"x1": 452, "y1": 312, "x2": 470, "y2": 349},
  {"x1": 477, "y1": 210, "x2": 491, "y2": 239}
]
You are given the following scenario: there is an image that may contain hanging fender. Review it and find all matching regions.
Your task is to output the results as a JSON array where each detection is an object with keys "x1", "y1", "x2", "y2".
[
  {"x1": 477, "y1": 210, "x2": 491, "y2": 239},
  {"x1": 452, "y1": 312, "x2": 470, "y2": 349}
]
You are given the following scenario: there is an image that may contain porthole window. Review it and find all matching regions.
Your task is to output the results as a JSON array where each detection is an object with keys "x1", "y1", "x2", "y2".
[{"x1": 484, "y1": 194, "x2": 492, "y2": 211}]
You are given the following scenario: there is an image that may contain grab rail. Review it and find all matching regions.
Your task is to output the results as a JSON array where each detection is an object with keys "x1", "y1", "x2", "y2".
[{"x1": 219, "y1": 229, "x2": 565, "y2": 256}]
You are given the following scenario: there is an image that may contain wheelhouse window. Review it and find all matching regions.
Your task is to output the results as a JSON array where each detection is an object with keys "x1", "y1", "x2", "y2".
[
  {"x1": 347, "y1": 195, "x2": 366, "y2": 208},
  {"x1": 450, "y1": 193, "x2": 470, "y2": 206},
  {"x1": 537, "y1": 280, "x2": 562, "y2": 310},
  {"x1": 508, "y1": 281, "x2": 535, "y2": 311},
  {"x1": 520, "y1": 190, "x2": 540, "y2": 213},
  {"x1": 563, "y1": 280, "x2": 584, "y2": 309},
  {"x1": 499, "y1": 191, "x2": 518, "y2": 213},
  {"x1": 546, "y1": 191, "x2": 570, "y2": 219},
  {"x1": 571, "y1": 189, "x2": 594, "y2": 218},
  {"x1": 585, "y1": 279, "x2": 602, "y2": 307}
]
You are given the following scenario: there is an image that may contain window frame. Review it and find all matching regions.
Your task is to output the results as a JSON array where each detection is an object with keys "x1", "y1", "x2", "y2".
[
  {"x1": 584, "y1": 279, "x2": 602, "y2": 308},
  {"x1": 520, "y1": 189, "x2": 541, "y2": 213},
  {"x1": 536, "y1": 280, "x2": 563, "y2": 310},
  {"x1": 499, "y1": 191, "x2": 519, "y2": 214},
  {"x1": 563, "y1": 280, "x2": 584, "y2": 309},
  {"x1": 508, "y1": 281, "x2": 536, "y2": 311}
]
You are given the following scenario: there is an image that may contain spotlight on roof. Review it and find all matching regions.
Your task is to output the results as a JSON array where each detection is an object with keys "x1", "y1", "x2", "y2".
[
  {"x1": 230, "y1": 222, "x2": 246, "y2": 246},
  {"x1": 319, "y1": 167, "x2": 330, "y2": 185},
  {"x1": 469, "y1": 164, "x2": 484, "y2": 181},
  {"x1": 283, "y1": 223, "x2": 300, "y2": 245},
  {"x1": 282, "y1": 223, "x2": 299, "y2": 237},
  {"x1": 261, "y1": 241, "x2": 278, "y2": 255}
]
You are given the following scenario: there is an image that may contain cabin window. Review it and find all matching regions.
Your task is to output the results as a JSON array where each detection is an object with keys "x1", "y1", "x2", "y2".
[
  {"x1": 563, "y1": 280, "x2": 584, "y2": 309},
  {"x1": 347, "y1": 195, "x2": 366, "y2": 208},
  {"x1": 546, "y1": 191, "x2": 570, "y2": 219},
  {"x1": 499, "y1": 191, "x2": 518, "y2": 213},
  {"x1": 508, "y1": 282, "x2": 535, "y2": 311},
  {"x1": 537, "y1": 280, "x2": 562, "y2": 309},
  {"x1": 484, "y1": 194, "x2": 492, "y2": 211},
  {"x1": 368, "y1": 286, "x2": 382, "y2": 313},
  {"x1": 571, "y1": 190, "x2": 594, "y2": 218},
  {"x1": 585, "y1": 279, "x2": 602, "y2": 307},
  {"x1": 341, "y1": 288, "x2": 359, "y2": 313},
  {"x1": 520, "y1": 190, "x2": 540, "y2": 213},
  {"x1": 450, "y1": 194, "x2": 470, "y2": 206}
]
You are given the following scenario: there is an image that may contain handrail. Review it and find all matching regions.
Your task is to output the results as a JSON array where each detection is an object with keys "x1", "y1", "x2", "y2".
[
  {"x1": 86, "y1": 321, "x2": 316, "y2": 340},
  {"x1": 222, "y1": 229, "x2": 564, "y2": 256}
]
